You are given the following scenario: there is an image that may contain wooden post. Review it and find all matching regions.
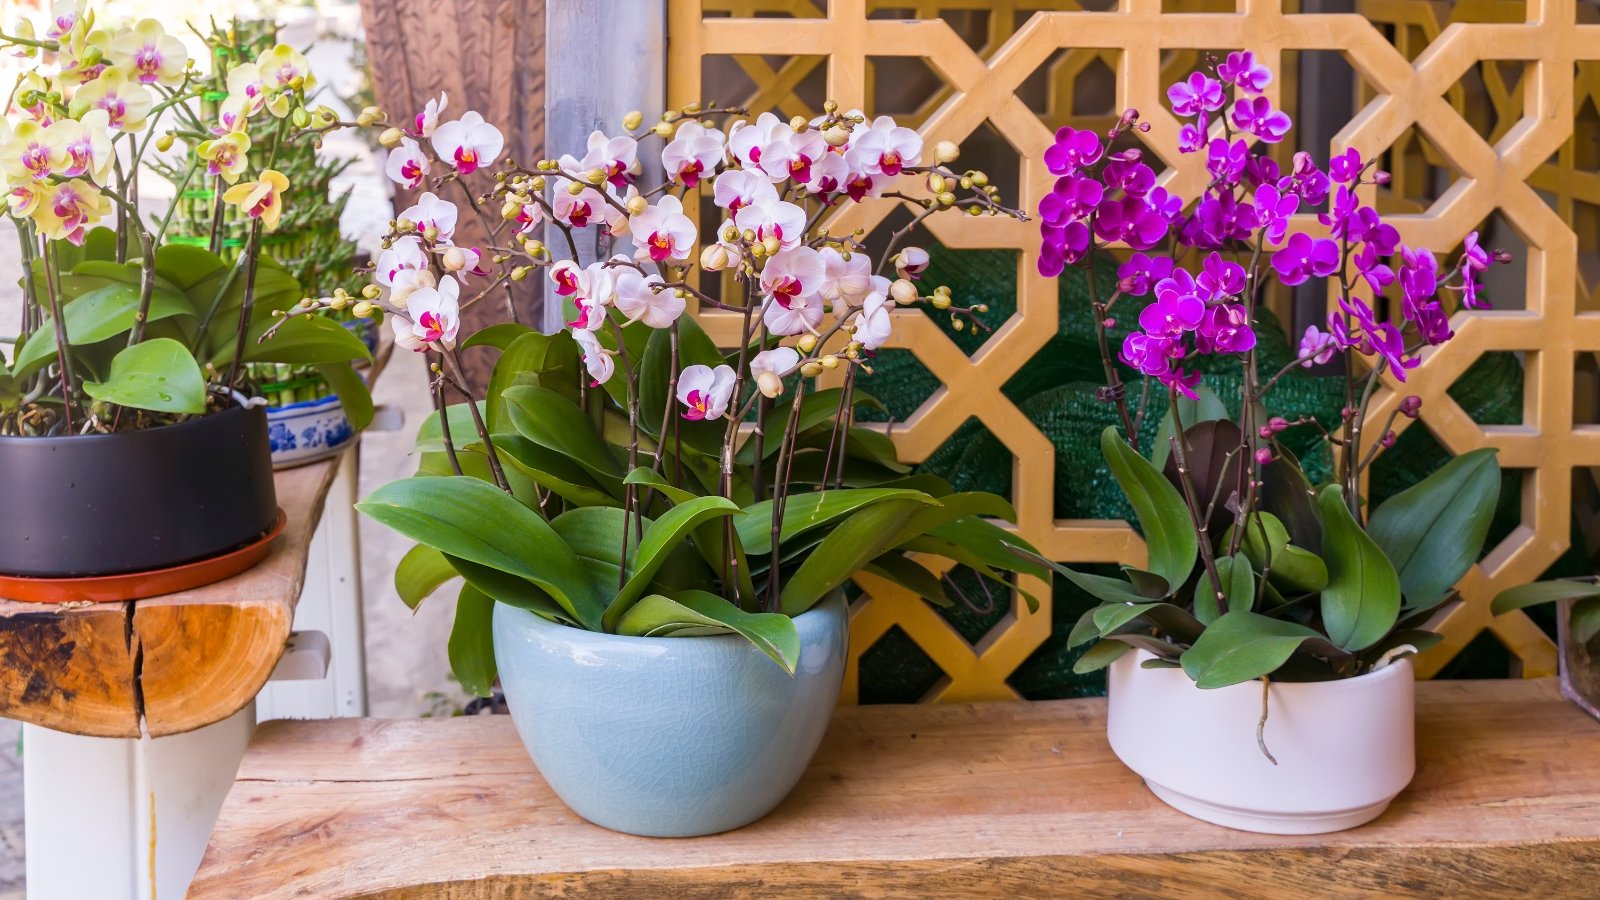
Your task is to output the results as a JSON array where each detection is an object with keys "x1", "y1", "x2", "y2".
[
  {"x1": 540, "y1": 0, "x2": 667, "y2": 332},
  {"x1": 358, "y1": 0, "x2": 547, "y2": 385}
]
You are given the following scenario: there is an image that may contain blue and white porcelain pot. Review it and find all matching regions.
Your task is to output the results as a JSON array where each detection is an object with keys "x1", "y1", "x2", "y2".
[
  {"x1": 493, "y1": 592, "x2": 849, "y2": 837},
  {"x1": 266, "y1": 394, "x2": 355, "y2": 468}
]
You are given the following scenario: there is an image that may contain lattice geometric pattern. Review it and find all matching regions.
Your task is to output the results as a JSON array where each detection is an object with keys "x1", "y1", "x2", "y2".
[{"x1": 667, "y1": 0, "x2": 1600, "y2": 700}]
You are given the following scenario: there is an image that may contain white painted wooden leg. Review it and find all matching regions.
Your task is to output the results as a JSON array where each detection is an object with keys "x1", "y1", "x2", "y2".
[
  {"x1": 255, "y1": 446, "x2": 369, "y2": 721},
  {"x1": 22, "y1": 703, "x2": 254, "y2": 900}
]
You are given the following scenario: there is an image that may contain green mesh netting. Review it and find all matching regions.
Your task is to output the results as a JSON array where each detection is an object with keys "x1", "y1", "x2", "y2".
[{"x1": 855, "y1": 246, "x2": 1568, "y2": 700}]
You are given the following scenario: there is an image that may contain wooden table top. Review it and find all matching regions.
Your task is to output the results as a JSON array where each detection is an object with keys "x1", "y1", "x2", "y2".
[{"x1": 192, "y1": 678, "x2": 1600, "y2": 897}]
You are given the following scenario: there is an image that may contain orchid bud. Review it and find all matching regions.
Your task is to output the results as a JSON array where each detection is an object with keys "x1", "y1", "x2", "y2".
[
  {"x1": 361, "y1": 284, "x2": 382, "y2": 300},
  {"x1": 352, "y1": 301, "x2": 375, "y2": 318},
  {"x1": 820, "y1": 355, "x2": 840, "y2": 370},
  {"x1": 1399, "y1": 395, "x2": 1422, "y2": 418},
  {"x1": 501, "y1": 200, "x2": 521, "y2": 220},
  {"x1": 789, "y1": 115, "x2": 808, "y2": 131},
  {"x1": 755, "y1": 370, "x2": 784, "y2": 399},
  {"x1": 155, "y1": 132, "x2": 175, "y2": 152},
  {"x1": 511, "y1": 266, "x2": 530, "y2": 281},
  {"x1": 585, "y1": 168, "x2": 606, "y2": 185},
  {"x1": 442, "y1": 247, "x2": 469, "y2": 272},
  {"x1": 1269, "y1": 416, "x2": 1289, "y2": 432},
  {"x1": 931, "y1": 294, "x2": 951, "y2": 310},
  {"x1": 626, "y1": 194, "x2": 649, "y2": 215},
  {"x1": 936, "y1": 191, "x2": 956, "y2": 207},
  {"x1": 1373, "y1": 170, "x2": 1392, "y2": 185},
  {"x1": 356, "y1": 106, "x2": 382, "y2": 127},
  {"x1": 291, "y1": 107, "x2": 311, "y2": 128},
  {"x1": 1380, "y1": 430, "x2": 1397, "y2": 449},
  {"x1": 796, "y1": 333, "x2": 818, "y2": 353},
  {"x1": 927, "y1": 173, "x2": 947, "y2": 193},
  {"x1": 700, "y1": 243, "x2": 731, "y2": 271},
  {"x1": 890, "y1": 279, "x2": 918, "y2": 305},
  {"x1": 750, "y1": 242, "x2": 767, "y2": 260},
  {"x1": 800, "y1": 362, "x2": 823, "y2": 377},
  {"x1": 424, "y1": 224, "x2": 440, "y2": 242},
  {"x1": 970, "y1": 171, "x2": 988, "y2": 187},
  {"x1": 1254, "y1": 448, "x2": 1273, "y2": 466},
  {"x1": 622, "y1": 110, "x2": 643, "y2": 131},
  {"x1": 566, "y1": 181, "x2": 587, "y2": 196},
  {"x1": 823, "y1": 125, "x2": 851, "y2": 147},
  {"x1": 762, "y1": 235, "x2": 781, "y2": 256},
  {"x1": 329, "y1": 295, "x2": 349, "y2": 310},
  {"x1": 934, "y1": 140, "x2": 959, "y2": 164},
  {"x1": 379, "y1": 127, "x2": 404, "y2": 148},
  {"x1": 1258, "y1": 426, "x2": 1275, "y2": 440},
  {"x1": 653, "y1": 121, "x2": 674, "y2": 138}
]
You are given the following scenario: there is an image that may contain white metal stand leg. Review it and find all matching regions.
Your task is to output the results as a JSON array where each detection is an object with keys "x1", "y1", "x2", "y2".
[
  {"x1": 22, "y1": 703, "x2": 254, "y2": 900},
  {"x1": 256, "y1": 447, "x2": 369, "y2": 721}
]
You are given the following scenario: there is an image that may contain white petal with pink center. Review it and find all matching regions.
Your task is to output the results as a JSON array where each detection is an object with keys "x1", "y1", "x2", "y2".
[
  {"x1": 552, "y1": 186, "x2": 604, "y2": 229},
  {"x1": 396, "y1": 191, "x2": 458, "y2": 242},
  {"x1": 712, "y1": 168, "x2": 778, "y2": 213},
  {"x1": 854, "y1": 291, "x2": 894, "y2": 350},
  {"x1": 677, "y1": 364, "x2": 737, "y2": 421},
  {"x1": 576, "y1": 130, "x2": 638, "y2": 188},
  {"x1": 728, "y1": 112, "x2": 785, "y2": 170},
  {"x1": 846, "y1": 115, "x2": 922, "y2": 177},
  {"x1": 392, "y1": 275, "x2": 461, "y2": 351},
  {"x1": 762, "y1": 293, "x2": 825, "y2": 337},
  {"x1": 615, "y1": 269, "x2": 683, "y2": 329},
  {"x1": 384, "y1": 137, "x2": 430, "y2": 190},
  {"x1": 661, "y1": 122, "x2": 726, "y2": 188},
  {"x1": 734, "y1": 197, "x2": 806, "y2": 249},
  {"x1": 375, "y1": 236, "x2": 429, "y2": 287},
  {"x1": 412, "y1": 93, "x2": 448, "y2": 137},
  {"x1": 432, "y1": 111, "x2": 504, "y2": 176},
  {"x1": 759, "y1": 247, "x2": 825, "y2": 303},
  {"x1": 758, "y1": 127, "x2": 827, "y2": 184},
  {"x1": 572, "y1": 327, "x2": 615, "y2": 386},
  {"x1": 629, "y1": 195, "x2": 697, "y2": 264},
  {"x1": 894, "y1": 246, "x2": 930, "y2": 280},
  {"x1": 804, "y1": 151, "x2": 850, "y2": 196},
  {"x1": 388, "y1": 267, "x2": 437, "y2": 311}
]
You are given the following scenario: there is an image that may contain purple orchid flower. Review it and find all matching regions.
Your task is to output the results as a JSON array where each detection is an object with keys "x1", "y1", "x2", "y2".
[
  {"x1": 1229, "y1": 96, "x2": 1291, "y2": 143},
  {"x1": 1038, "y1": 174, "x2": 1104, "y2": 226},
  {"x1": 1271, "y1": 233, "x2": 1340, "y2": 285},
  {"x1": 1253, "y1": 183, "x2": 1299, "y2": 244},
  {"x1": 1298, "y1": 324, "x2": 1339, "y2": 366},
  {"x1": 1329, "y1": 148, "x2": 1363, "y2": 184},
  {"x1": 1168, "y1": 72, "x2": 1226, "y2": 118},
  {"x1": 1198, "y1": 251, "x2": 1247, "y2": 298},
  {"x1": 1044, "y1": 125, "x2": 1104, "y2": 174},
  {"x1": 1218, "y1": 50, "x2": 1272, "y2": 94},
  {"x1": 1197, "y1": 303, "x2": 1257, "y2": 354},
  {"x1": 1117, "y1": 252, "x2": 1175, "y2": 296}
]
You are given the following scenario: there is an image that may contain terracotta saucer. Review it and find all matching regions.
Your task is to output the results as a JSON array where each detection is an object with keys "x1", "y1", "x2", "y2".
[{"x1": 0, "y1": 510, "x2": 288, "y2": 604}]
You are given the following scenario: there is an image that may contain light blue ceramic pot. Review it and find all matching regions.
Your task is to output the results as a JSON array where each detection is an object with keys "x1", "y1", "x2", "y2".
[{"x1": 492, "y1": 592, "x2": 848, "y2": 837}]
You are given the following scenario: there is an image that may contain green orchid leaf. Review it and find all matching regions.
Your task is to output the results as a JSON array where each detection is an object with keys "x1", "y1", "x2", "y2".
[
  {"x1": 622, "y1": 467, "x2": 755, "y2": 600},
  {"x1": 461, "y1": 323, "x2": 536, "y2": 351},
  {"x1": 739, "y1": 488, "x2": 934, "y2": 557},
  {"x1": 1317, "y1": 485, "x2": 1402, "y2": 652},
  {"x1": 1367, "y1": 448, "x2": 1500, "y2": 611},
  {"x1": 315, "y1": 363, "x2": 374, "y2": 431},
  {"x1": 1492, "y1": 579, "x2": 1600, "y2": 646},
  {"x1": 1195, "y1": 553, "x2": 1255, "y2": 624},
  {"x1": 638, "y1": 315, "x2": 724, "y2": 451},
  {"x1": 1180, "y1": 610, "x2": 1324, "y2": 689},
  {"x1": 616, "y1": 590, "x2": 801, "y2": 673},
  {"x1": 487, "y1": 330, "x2": 581, "y2": 431},
  {"x1": 447, "y1": 583, "x2": 497, "y2": 697},
  {"x1": 495, "y1": 433, "x2": 620, "y2": 507},
  {"x1": 603, "y1": 495, "x2": 743, "y2": 630},
  {"x1": 1101, "y1": 426, "x2": 1198, "y2": 593},
  {"x1": 927, "y1": 518, "x2": 1049, "y2": 582},
  {"x1": 503, "y1": 384, "x2": 623, "y2": 484},
  {"x1": 1260, "y1": 445, "x2": 1322, "y2": 553},
  {"x1": 1122, "y1": 566, "x2": 1170, "y2": 599},
  {"x1": 863, "y1": 552, "x2": 952, "y2": 607},
  {"x1": 779, "y1": 498, "x2": 930, "y2": 615},
  {"x1": 445, "y1": 554, "x2": 575, "y2": 623},
  {"x1": 216, "y1": 313, "x2": 372, "y2": 367},
  {"x1": 357, "y1": 476, "x2": 606, "y2": 630},
  {"x1": 1072, "y1": 639, "x2": 1132, "y2": 674},
  {"x1": 395, "y1": 544, "x2": 457, "y2": 610},
  {"x1": 82, "y1": 338, "x2": 207, "y2": 414},
  {"x1": 1576, "y1": 598, "x2": 1600, "y2": 644}
]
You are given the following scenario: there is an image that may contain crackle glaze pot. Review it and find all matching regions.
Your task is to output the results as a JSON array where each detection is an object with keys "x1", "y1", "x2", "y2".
[
  {"x1": 493, "y1": 592, "x2": 848, "y2": 837},
  {"x1": 1108, "y1": 650, "x2": 1415, "y2": 835}
]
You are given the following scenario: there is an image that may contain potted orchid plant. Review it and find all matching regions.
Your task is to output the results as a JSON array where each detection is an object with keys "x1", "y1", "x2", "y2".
[
  {"x1": 334, "y1": 97, "x2": 1047, "y2": 836},
  {"x1": 1029, "y1": 53, "x2": 1508, "y2": 834},
  {"x1": 0, "y1": 5, "x2": 371, "y2": 588}
]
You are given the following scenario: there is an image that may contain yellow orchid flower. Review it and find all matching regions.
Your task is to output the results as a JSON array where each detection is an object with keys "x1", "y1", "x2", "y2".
[
  {"x1": 70, "y1": 66, "x2": 152, "y2": 132},
  {"x1": 1, "y1": 120, "x2": 66, "y2": 182},
  {"x1": 6, "y1": 183, "x2": 45, "y2": 218},
  {"x1": 256, "y1": 44, "x2": 314, "y2": 94},
  {"x1": 197, "y1": 132, "x2": 251, "y2": 184},
  {"x1": 109, "y1": 18, "x2": 188, "y2": 87},
  {"x1": 222, "y1": 169, "x2": 290, "y2": 231},
  {"x1": 32, "y1": 179, "x2": 109, "y2": 245},
  {"x1": 45, "y1": 110, "x2": 113, "y2": 185}
]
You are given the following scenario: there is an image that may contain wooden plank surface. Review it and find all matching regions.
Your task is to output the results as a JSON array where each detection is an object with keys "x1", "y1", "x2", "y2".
[
  {"x1": 0, "y1": 459, "x2": 340, "y2": 738},
  {"x1": 192, "y1": 679, "x2": 1600, "y2": 898}
]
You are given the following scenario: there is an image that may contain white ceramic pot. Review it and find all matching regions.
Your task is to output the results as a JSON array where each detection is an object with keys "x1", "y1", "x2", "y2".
[{"x1": 1107, "y1": 650, "x2": 1415, "y2": 834}]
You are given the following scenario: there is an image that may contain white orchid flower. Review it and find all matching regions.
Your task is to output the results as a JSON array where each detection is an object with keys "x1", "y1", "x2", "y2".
[
  {"x1": 629, "y1": 195, "x2": 697, "y2": 264},
  {"x1": 384, "y1": 137, "x2": 429, "y2": 190},
  {"x1": 432, "y1": 111, "x2": 503, "y2": 176},
  {"x1": 662, "y1": 121, "x2": 725, "y2": 187},
  {"x1": 615, "y1": 269, "x2": 683, "y2": 328},
  {"x1": 677, "y1": 364, "x2": 737, "y2": 421},
  {"x1": 392, "y1": 275, "x2": 461, "y2": 351},
  {"x1": 749, "y1": 347, "x2": 800, "y2": 399},
  {"x1": 396, "y1": 191, "x2": 458, "y2": 242},
  {"x1": 572, "y1": 327, "x2": 615, "y2": 386}
]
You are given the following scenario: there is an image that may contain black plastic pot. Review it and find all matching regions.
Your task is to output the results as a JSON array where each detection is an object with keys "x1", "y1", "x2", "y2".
[{"x1": 0, "y1": 403, "x2": 278, "y2": 578}]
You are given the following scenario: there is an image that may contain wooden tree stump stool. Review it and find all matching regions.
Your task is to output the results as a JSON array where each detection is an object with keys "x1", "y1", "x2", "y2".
[{"x1": 193, "y1": 679, "x2": 1600, "y2": 897}]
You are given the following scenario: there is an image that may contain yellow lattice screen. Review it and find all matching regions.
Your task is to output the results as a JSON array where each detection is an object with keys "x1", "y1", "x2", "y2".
[{"x1": 667, "y1": 0, "x2": 1600, "y2": 700}]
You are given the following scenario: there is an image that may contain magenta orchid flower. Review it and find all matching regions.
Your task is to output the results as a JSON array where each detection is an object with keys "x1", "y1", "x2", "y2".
[
  {"x1": 1229, "y1": 96, "x2": 1291, "y2": 143},
  {"x1": 1270, "y1": 233, "x2": 1339, "y2": 285},
  {"x1": 1217, "y1": 51, "x2": 1272, "y2": 94},
  {"x1": 1167, "y1": 72, "x2": 1225, "y2": 117},
  {"x1": 1043, "y1": 125, "x2": 1103, "y2": 174},
  {"x1": 1298, "y1": 324, "x2": 1339, "y2": 366}
]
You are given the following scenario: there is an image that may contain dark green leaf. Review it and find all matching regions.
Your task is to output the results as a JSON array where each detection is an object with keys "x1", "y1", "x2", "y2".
[
  {"x1": 1491, "y1": 579, "x2": 1600, "y2": 616},
  {"x1": 445, "y1": 554, "x2": 575, "y2": 622},
  {"x1": 1180, "y1": 610, "x2": 1323, "y2": 689},
  {"x1": 1150, "y1": 383, "x2": 1228, "y2": 471},
  {"x1": 503, "y1": 384, "x2": 621, "y2": 483},
  {"x1": 779, "y1": 498, "x2": 930, "y2": 615},
  {"x1": 1072, "y1": 639, "x2": 1131, "y2": 674},
  {"x1": 356, "y1": 476, "x2": 606, "y2": 630},
  {"x1": 739, "y1": 488, "x2": 933, "y2": 557},
  {"x1": 315, "y1": 363, "x2": 374, "y2": 431},
  {"x1": 615, "y1": 590, "x2": 801, "y2": 673},
  {"x1": 863, "y1": 553, "x2": 952, "y2": 607},
  {"x1": 1317, "y1": 485, "x2": 1401, "y2": 652},
  {"x1": 1102, "y1": 426, "x2": 1198, "y2": 592},
  {"x1": 221, "y1": 313, "x2": 373, "y2": 366},
  {"x1": 1367, "y1": 448, "x2": 1500, "y2": 611},
  {"x1": 495, "y1": 433, "x2": 620, "y2": 507},
  {"x1": 604, "y1": 495, "x2": 742, "y2": 628},
  {"x1": 462, "y1": 323, "x2": 536, "y2": 351},
  {"x1": 487, "y1": 330, "x2": 581, "y2": 431},
  {"x1": 1195, "y1": 553, "x2": 1255, "y2": 624}
]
